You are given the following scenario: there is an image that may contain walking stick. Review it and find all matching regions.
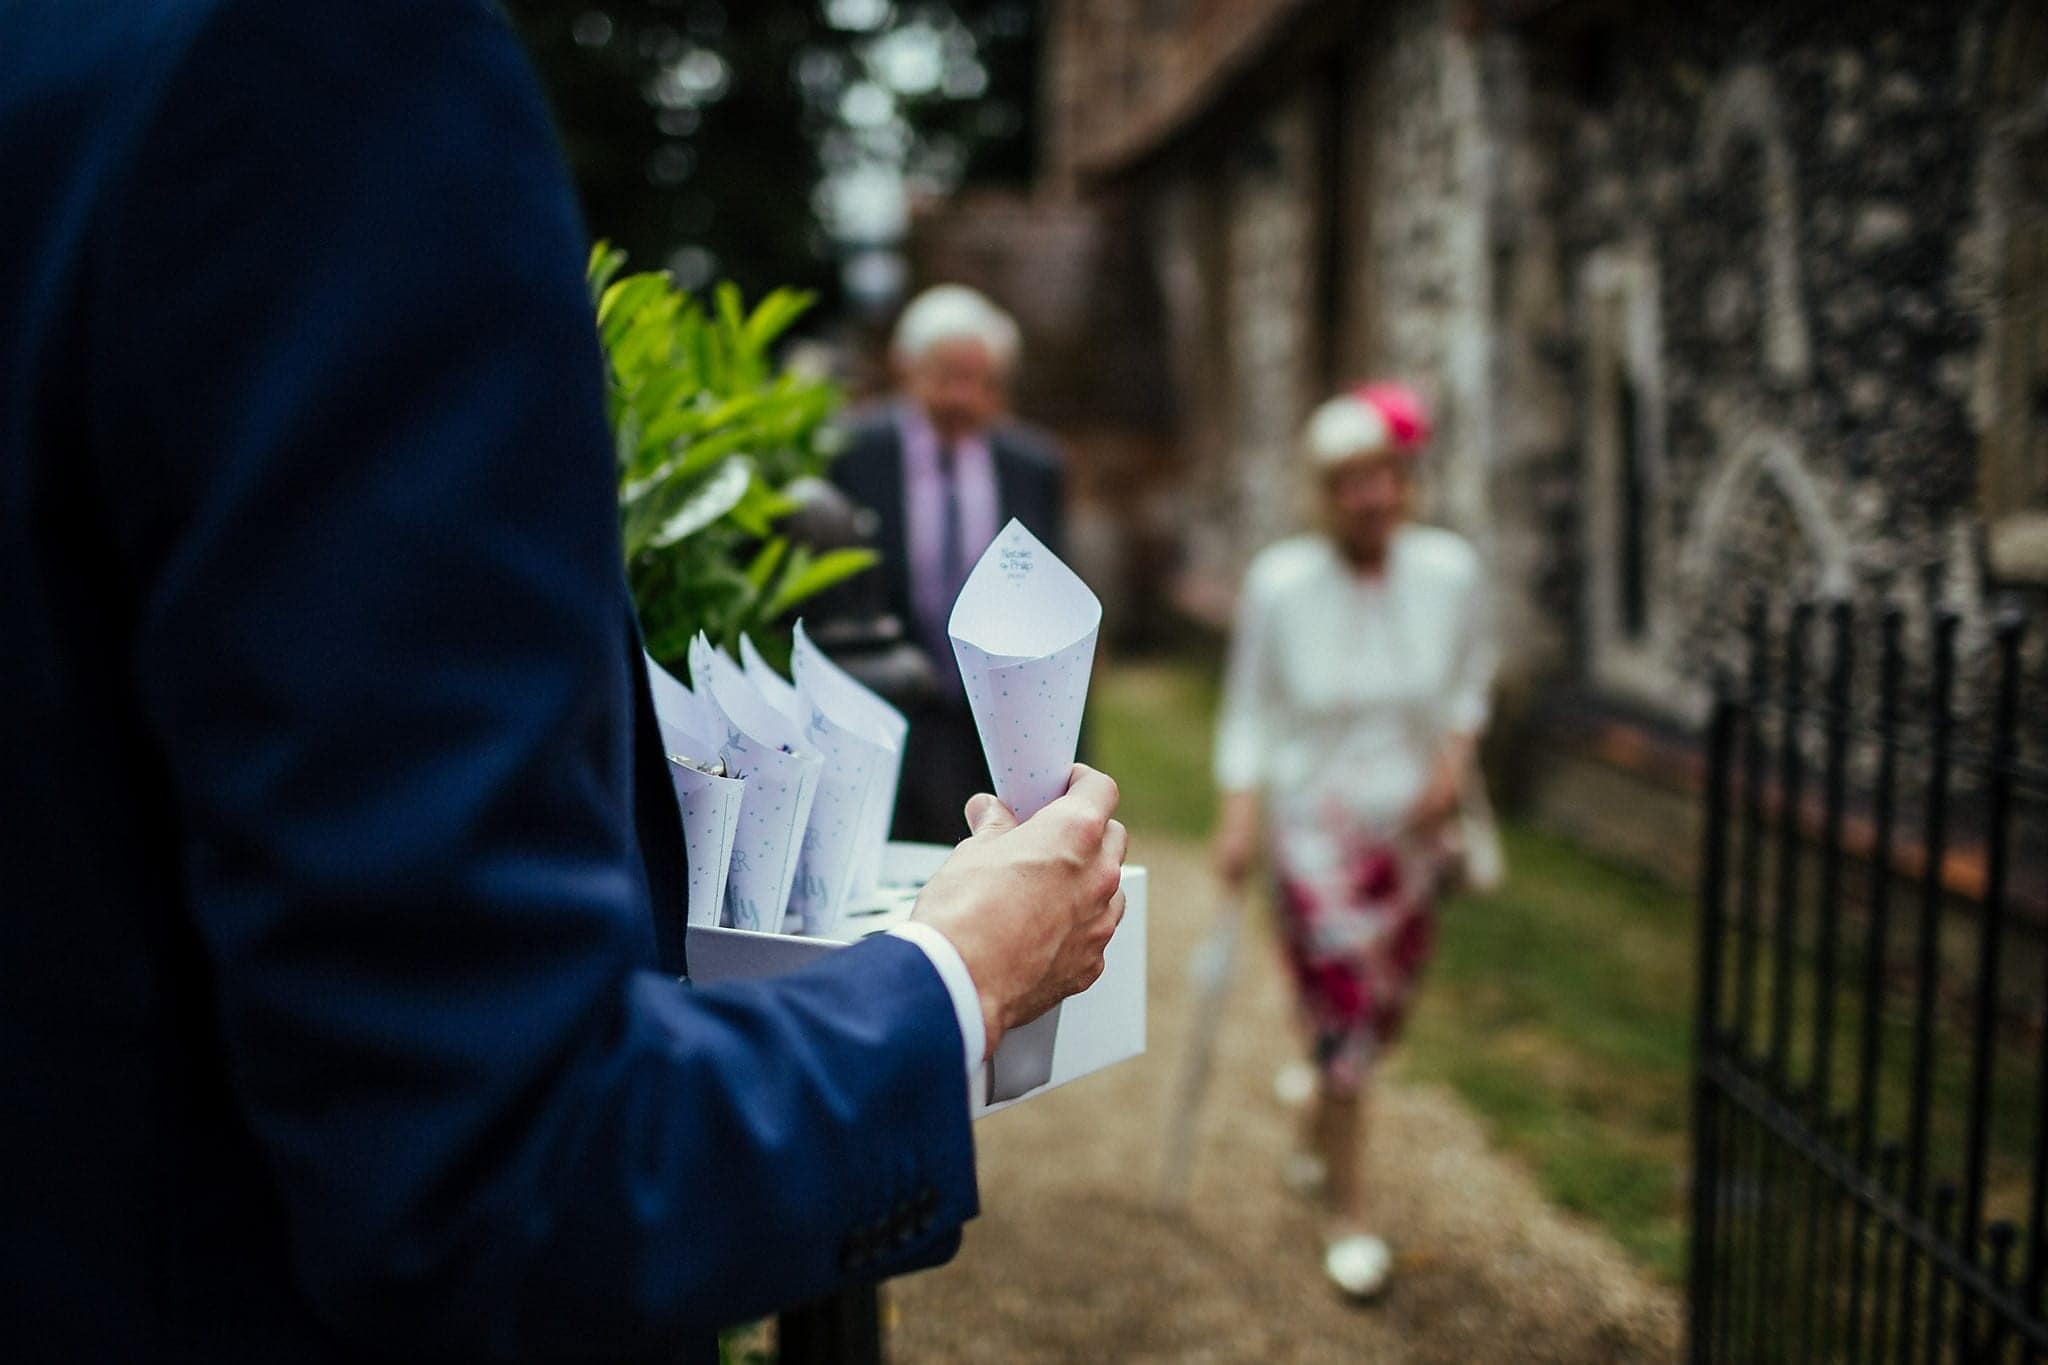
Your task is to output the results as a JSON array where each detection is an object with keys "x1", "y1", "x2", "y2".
[{"x1": 1156, "y1": 883, "x2": 1247, "y2": 1209}]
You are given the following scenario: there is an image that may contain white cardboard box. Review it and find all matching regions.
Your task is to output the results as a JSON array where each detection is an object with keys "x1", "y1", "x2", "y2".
[{"x1": 684, "y1": 842, "x2": 1146, "y2": 1118}]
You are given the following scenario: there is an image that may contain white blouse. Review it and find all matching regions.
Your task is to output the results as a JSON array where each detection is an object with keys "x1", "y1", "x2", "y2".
[{"x1": 1214, "y1": 527, "x2": 1494, "y2": 829}]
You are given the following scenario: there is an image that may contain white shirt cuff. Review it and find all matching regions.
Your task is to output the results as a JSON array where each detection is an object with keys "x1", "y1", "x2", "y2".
[{"x1": 886, "y1": 922, "x2": 986, "y2": 1083}]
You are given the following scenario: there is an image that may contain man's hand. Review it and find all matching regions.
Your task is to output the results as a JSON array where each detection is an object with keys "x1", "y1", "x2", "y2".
[{"x1": 910, "y1": 764, "x2": 1128, "y2": 1061}]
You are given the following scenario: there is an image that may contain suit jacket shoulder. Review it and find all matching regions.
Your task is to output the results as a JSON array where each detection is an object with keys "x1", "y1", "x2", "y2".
[
  {"x1": 834, "y1": 401, "x2": 901, "y2": 460},
  {"x1": 992, "y1": 418, "x2": 1063, "y2": 475},
  {"x1": 827, "y1": 402, "x2": 909, "y2": 521},
  {"x1": 827, "y1": 403, "x2": 910, "y2": 622},
  {"x1": 991, "y1": 420, "x2": 1066, "y2": 555}
]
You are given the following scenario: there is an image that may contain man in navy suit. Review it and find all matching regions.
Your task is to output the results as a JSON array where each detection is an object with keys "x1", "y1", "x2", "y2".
[
  {"x1": 832, "y1": 286, "x2": 1070, "y2": 843},
  {"x1": 0, "y1": 2, "x2": 1126, "y2": 1360}
]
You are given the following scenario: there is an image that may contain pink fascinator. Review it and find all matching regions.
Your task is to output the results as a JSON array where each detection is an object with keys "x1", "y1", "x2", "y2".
[
  {"x1": 1302, "y1": 381, "x2": 1432, "y2": 468},
  {"x1": 1353, "y1": 382, "x2": 1432, "y2": 453}
]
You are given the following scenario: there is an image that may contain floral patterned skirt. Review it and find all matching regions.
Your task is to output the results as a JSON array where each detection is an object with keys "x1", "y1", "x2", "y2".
[{"x1": 1271, "y1": 825, "x2": 1443, "y2": 1094}]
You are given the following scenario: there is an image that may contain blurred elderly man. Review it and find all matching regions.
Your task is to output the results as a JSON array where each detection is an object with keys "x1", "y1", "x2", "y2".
[{"x1": 833, "y1": 285, "x2": 1067, "y2": 844}]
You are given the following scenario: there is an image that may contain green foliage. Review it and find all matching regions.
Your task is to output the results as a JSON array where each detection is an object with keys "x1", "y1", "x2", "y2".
[{"x1": 590, "y1": 242, "x2": 875, "y2": 667}]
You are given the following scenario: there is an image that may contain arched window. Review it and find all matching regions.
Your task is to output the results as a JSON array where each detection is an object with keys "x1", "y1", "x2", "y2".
[{"x1": 1578, "y1": 243, "x2": 1685, "y2": 710}]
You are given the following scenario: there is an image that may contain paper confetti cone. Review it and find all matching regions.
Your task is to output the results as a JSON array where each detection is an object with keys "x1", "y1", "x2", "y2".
[
  {"x1": 948, "y1": 520, "x2": 1102, "y2": 1100},
  {"x1": 689, "y1": 636, "x2": 822, "y2": 933},
  {"x1": 792, "y1": 620, "x2": 909, "y2": 902},
  {"x1": 948, "y1": 519, "x2": 1100, "y2": 821},
  {"x1": 665, "y1": 756, "x2": 744, "y2": 929}
]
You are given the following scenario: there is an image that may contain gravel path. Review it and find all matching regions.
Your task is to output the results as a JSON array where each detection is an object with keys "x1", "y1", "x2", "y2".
[{"x1": 884, "y1": 836, "x2": 1681, "y2": 1364}]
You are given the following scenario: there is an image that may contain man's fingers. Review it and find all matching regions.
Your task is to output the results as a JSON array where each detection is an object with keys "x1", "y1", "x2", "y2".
[
  {"x1": 964, "y1": 792, "x2": 1018, "y2": 838},
  {"x1": 1057, "y1": 764, "x2": 1120, "y2": 822},
  {"x1": 1081, "y1": 822, "x2": 1127, "y2": 907},
  {"x1": 1103, "y1": 818, "x2": 1129, "y2": 870},
  {"x1": 1070, "y1": 892, "x2": 1125, "y2": 994},
  {"x1": 1077, "y1": 887, "x2": 1126, "y2": 943}
]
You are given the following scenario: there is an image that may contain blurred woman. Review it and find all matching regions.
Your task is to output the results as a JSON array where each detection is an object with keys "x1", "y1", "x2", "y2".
[{"x1": 1210, "y1": 383, "x2": 1494, "y2": 1301}]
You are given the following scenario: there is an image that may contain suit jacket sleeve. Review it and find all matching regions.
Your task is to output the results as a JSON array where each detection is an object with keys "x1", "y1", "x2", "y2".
[{"x1": 89, "y1": 0, "x2": 973, "y2": 1354}]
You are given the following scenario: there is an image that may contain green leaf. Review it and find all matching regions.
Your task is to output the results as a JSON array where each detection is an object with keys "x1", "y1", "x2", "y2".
[
  {"x1": 647, "y1": 456, "x2": 753, "y2": 551},
  {"x1": 622, "y1": 428, "x2": 757, "y2": 508},
  {"x1": 598, "y1": 274, "x2": 669, "y2": 351},
  {"x1": 742, "y1": 288, "x2": 815, "y2": 356},
  {"x1": 587, "y1": 240, "x2": 627, "y2": 304},
  {"x1": 612, "y1": 293, "x2": 682, "y2": 376},
  {"x1": 694, "y1": 391, "x2": 770, "y2": 434},
  {"x1": 725, "y1": 474, "x2": 800, "y2": 539},
  {"x1": 634, "y1": 367, "x2": 701, "y2": 432},
  {"x1": 762, "y1": 546, "x2": 878, "y2": 620},
  {"x1": 715, "y1": 281, "x2": 748, "y2": 350},
  {"x1": 742, "y1": 537, "x2": 789, "y2": 592}
]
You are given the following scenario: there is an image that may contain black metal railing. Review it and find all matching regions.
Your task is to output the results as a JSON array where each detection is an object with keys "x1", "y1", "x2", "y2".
[{"x1": 1692, "y1": 598, "x2": 2045, "y2": 1363}]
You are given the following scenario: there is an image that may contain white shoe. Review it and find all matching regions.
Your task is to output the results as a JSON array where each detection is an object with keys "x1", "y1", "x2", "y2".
[
  {"x1": 1273, "y1": 1060, "x2": 1316, "y2": 1108},
  {"x1": 1281, "y1": 1150, "x2": 1327, "y2": 1197},
  {"x1": 1324, "y1": 1233, "x2": 1392, "y2": 1300}
]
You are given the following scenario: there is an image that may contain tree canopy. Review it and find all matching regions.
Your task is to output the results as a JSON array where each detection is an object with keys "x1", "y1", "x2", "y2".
[{"x1": 505, "y1": 1, "x2": 1037, "y2": 312}]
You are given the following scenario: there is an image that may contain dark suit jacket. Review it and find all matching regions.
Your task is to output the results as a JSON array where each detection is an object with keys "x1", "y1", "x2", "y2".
[
  {"x1": 0, "y1": 2, "x2": 974, "y2": 1359},
  {"x1": 830, "y1": 404, "x2": 1068, "y2": 649},
  {"x1": 828, "y1": 406, "x2": 1069, "y2": 841}
]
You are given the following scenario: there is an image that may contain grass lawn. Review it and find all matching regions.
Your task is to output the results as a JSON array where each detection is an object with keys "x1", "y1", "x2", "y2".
[
  {"x1": 1094, "y1": 656, "x2": 1699, "y2": 1284},
  {"x1": 1090, "y1": 654, "x2": 1224, "y2": 842},
  {"x1": 1402, "y1": 826, "x2": 1696, "y2": 1284}
]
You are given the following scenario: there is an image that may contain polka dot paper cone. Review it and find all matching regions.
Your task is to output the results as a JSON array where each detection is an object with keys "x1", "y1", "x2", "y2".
[
  {"x1": 739, "y1": 633, "x2": 805, "y2": 729},
  {"x1": 947, "y1": 519, "x2": 1101, "y2": 823},
  {"x1": 948, "y1": 519, "x2": 1102, "y2": 1101},
  {"x1": 645, "y1": 652, "x2": 742, "y2": 930},
  {"x1": 793, "y1": 620, "x2": 909, "y2": 905},
  {"x1": 690, "y1": 635, "x2": 822, "y2": 934},
  {"x1": 666, "y1": 757, "x2": 744, "y2": 929}
]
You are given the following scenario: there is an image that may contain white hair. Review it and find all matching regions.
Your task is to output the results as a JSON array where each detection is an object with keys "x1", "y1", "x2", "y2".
[
  {"x1": 1302, "y1": 393, "x2": 1393, "y2": 467},
  {"x1": 891, "y1": 284, "x2": 1021, "y2": 374}
]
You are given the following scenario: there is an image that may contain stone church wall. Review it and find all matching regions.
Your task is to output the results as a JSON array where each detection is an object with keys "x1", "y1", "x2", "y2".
[{"x1": 1044, "y1": 0, "x2": 2048, "y2": 775}]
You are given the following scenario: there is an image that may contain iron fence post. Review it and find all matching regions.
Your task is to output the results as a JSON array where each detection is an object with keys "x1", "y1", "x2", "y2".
[{"x1": 1691, "y1": 685, "x2": 1738, "y2": 1362}]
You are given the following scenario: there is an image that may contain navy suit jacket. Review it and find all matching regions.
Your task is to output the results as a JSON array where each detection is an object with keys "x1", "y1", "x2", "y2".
[{"x1": 0, "y1": 2, "x2": 975, "y2": 1359}]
